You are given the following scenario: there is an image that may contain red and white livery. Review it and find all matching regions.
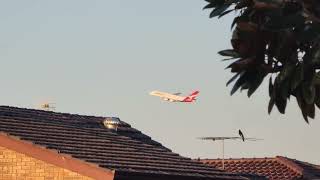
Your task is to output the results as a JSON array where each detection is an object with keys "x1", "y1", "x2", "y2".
[{"x1": 149, "y1": 90, "x2": 199, "y2": 103}]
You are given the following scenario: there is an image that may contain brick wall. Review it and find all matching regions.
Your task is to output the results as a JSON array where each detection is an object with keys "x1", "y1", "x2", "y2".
[{"x1": 0, "y1": 146, "x2": 93, "y2": 180}]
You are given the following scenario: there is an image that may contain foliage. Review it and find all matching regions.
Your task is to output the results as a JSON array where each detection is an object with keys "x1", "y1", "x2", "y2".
[{"x1": 203, "y1": 0, "x2": 320, "y2": 123}]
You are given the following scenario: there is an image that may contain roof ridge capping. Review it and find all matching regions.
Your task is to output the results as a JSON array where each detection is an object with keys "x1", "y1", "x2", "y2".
[
  {"x1": 0, "y1": 105, "x2": 130, "y2": 126},
  {"x1": 0, "y1": 105, "x2": 109, "y2": 120}
]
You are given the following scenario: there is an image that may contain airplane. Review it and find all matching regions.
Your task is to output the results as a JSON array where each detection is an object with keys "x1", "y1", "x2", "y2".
[{"x1": 149, "y1": 90, "x2": 199, "y2": 103}]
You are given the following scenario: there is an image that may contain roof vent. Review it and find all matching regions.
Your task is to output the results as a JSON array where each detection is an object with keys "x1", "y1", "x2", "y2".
[
  {"x1": 39, "y1": 102, "x2": 56, "y2": 111},
  {"x1": 103, "y1": 117, "x2": 121, "y2": 131}
]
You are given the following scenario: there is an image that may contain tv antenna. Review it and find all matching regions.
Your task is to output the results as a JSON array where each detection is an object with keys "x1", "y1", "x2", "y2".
[{"x1": 198, "y1": 131, "x2": 262, "y2": 170}]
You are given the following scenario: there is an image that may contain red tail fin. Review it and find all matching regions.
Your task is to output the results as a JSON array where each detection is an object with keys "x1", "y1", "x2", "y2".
[
  {"x1": 182, "y1": 91, "x2": 199, "y2": 102},
  {"x1": 189, "y1": 91, "x2": 199, "y2": 96}
]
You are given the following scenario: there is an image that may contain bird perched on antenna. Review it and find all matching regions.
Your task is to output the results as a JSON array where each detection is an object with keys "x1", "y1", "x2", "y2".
[{"x1": 239, "y1": 129, "x2": 245, "y2": 142}]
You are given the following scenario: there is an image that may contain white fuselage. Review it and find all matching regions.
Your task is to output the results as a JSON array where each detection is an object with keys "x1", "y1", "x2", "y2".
[{"x1": 149, "y1": 91, "x2": 185, "y2": 102}]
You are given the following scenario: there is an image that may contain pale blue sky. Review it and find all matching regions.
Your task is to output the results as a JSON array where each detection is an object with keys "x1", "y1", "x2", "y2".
[{"x1": 1, "y1": 0, "x2": 320, "y2": 164}]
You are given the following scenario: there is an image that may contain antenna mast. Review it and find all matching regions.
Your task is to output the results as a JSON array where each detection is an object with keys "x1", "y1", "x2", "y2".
[{"x1": 198, "y1": 136, "x2": 262, "y2": 170}]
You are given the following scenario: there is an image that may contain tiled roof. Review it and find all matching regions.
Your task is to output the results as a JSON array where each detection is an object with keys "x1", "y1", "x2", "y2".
[
  {"x1": 199, "y1": 156, "x2": 320, "y2": 180},
  {"x1": 0, "y1": 106, "x2": 246, "y2": 180}
]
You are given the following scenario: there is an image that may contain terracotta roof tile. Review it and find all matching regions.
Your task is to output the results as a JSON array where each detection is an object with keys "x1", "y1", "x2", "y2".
[
  {"x1": 0, "y1": 106, "x2": 246, "y2": 180},
  {"x1": 199, "y1": 157, "x2": 320, "y2": 180}
]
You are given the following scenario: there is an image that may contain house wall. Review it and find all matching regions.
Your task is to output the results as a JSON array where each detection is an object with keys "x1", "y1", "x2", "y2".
[{"x1": 0, "y1": 146, "x2": 93, "y2": 180}]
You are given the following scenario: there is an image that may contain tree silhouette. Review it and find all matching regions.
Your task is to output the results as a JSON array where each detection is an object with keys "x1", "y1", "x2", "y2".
[{"x1": 203, "y1": 0, "x2": 320, "y2": 123}]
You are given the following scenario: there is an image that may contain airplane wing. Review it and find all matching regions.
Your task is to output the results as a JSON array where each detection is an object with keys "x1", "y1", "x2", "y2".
[{"x1": 173, "y1": 92, "x2": 182, "y2": 95}]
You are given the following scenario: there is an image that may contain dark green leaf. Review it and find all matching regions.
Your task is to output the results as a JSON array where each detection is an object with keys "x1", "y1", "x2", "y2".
[
  {"x1": 269, "y1": 77, "x2": 273, "y2": 98},
  {"x1": 275, "y1": 98, "x2": 287, "y2": 114},
  {"x1": 205, "y1": 0, "x2": 224, "y2": 4},
  {"x1": 315, "y1": 87, "x2": 320, "y2": 109},
  {"x1": 273, "y1": 77, "x2": 286, "y2": 113},
  {"x1": 275, "y1": 96, "x2": 287, "y2": 114},
  {"x1": 222, "y1": 57, "x2": 239, "y2": 61},
  {"x1": 277, "y1": 64, "x2": 295, "y2": 83},
  {"x1": 226, "y1": 72, "x2": 242, "y2": 86},
  {"x1": 280, "y1": 80, "x2": 290, "y2": 100},
  {"x1": 203, "y1": 3, "x2": 217, "y2": 10},
  {"x1": 316, "y1": 99, "x2": 320, "y2": 109},
  {"x1": 295, "y1": 90, "x2": 309, "y2": 123},
  {"x1": 247, "y1": 71, "x2": 267, "y2": 97},
  {"x1": 302, "y1": 109, "x2": 309, "y2": 123},
  {"x1": 218, "y1": 9, "x2": 234, "y2": 18},
  {"x1": 241, "y1": 83, "x2": 249, "y2": 91},
  {"x1": 231, "y1": 17, "x2": 239, "y2": 30},
  {"x1": 210, "y1": 4, "x2": 230, "y2": 18},
  {"x1": 231, "y1": 80, "x2": 242, "y2": 95},
  {"x1": 302, "y1": 84, "x2": 316, "y2": 104},
  {"x1": 312, "y1": 72, "x2": 320, "y2": 85},
  {"x1": 291, "y1": 64, "x2": 304, "y2": 91},
  {"x1": 218, "y1": 49, "x2": 240, "y2": 57},
  {"x1": 307, "y1": 104, "x2": 315, "y2": 119},
  {"x1": 230, "y1": 72, "x2": 248, "y2": 95},
  {"x1": 268, "y1": 97, "x2": 275, "y2": 114}
]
